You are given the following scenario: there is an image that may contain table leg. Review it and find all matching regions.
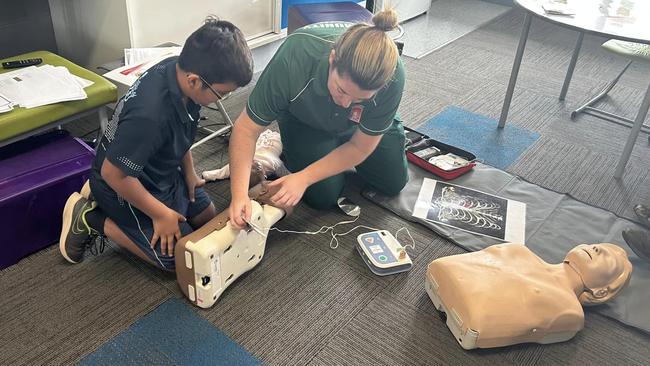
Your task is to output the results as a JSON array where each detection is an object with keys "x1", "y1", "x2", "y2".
[
  {"x1": 614, "y1": 81, "x2": 650, "y2": 178},
  {"x1": 559, "y1": 32, "x2": 584, "y2": 101},
  {"x1": 499, "y1": 12, "x2": 532, "y2": 128},
  {"x1": 191, "y1": 99, "x2": 234, "y2": 150}
]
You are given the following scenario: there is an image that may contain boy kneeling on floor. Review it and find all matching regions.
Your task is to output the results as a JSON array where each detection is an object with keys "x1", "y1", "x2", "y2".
[{"x1": 59, "y1": 18, "x2": 253, "y2": 271}]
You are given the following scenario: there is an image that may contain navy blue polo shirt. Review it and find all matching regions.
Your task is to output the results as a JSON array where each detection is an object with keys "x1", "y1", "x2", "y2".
[{"x1": 91, "y1": 56, "x2": 201, "y2": 204}]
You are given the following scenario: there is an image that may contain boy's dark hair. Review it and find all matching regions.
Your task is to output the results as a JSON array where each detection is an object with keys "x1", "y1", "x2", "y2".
[{"x1": 178, "y1": 17, "x2": 253, "y2": 87}]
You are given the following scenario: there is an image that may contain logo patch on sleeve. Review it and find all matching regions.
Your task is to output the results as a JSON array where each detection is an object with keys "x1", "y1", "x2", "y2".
[{"x1": 349, "y1": 105, "x2": 364, "y2": 123}]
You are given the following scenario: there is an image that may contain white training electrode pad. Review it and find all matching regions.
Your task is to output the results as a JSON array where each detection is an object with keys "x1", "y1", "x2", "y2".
[{"x1": 356, "y1": 230, "x2": 412, "y2": 276}]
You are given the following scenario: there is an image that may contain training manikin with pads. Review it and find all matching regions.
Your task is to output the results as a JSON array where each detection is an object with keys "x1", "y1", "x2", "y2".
[
  {"x1": 202, "y1": 129, "x2": 285, "y2": 182},
  {"x1": 176, "y1": 182, "x2": 291, "y2": 308},
  {"x1": 425, "y1": 243, "x2": 632, "y2": 349}
]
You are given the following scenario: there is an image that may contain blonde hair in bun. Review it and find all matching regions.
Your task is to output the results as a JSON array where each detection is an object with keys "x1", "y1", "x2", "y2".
[
  {"x1": 332, "y1": 8, "x2": 400, "y2": 90},
  {"x1": 372, "y1": 7, "x2": 398, "y2": 32}
]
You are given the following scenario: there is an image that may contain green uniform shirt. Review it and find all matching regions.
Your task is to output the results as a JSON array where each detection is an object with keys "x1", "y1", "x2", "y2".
[{"x1": 246, "y1": 22, "x2": 405, "y2": 136}]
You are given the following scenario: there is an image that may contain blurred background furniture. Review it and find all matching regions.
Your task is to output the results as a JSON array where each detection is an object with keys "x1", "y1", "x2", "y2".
[
  {"x1": 0, "y1": 51, "x2": 117, "y2": 147},
  {"x1": 48, "y1": 0, "x2": 284, "y2": 70},
  {"x1": 571, "y1": 40, "x2": 650, "y2": 178}
]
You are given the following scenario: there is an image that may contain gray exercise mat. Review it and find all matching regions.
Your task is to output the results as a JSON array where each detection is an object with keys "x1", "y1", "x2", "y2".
[{"x1": 363, "y1": 163, "x2": 650, "y2": 333}]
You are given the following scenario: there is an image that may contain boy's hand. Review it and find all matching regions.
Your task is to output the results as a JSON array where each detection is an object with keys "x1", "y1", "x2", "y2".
[
  {"x1": 151, "y1": 208, "x2": 186, "y2": 257},
  {"x1": 185, "y1": 172, "x2": 206, "y2": 202}
]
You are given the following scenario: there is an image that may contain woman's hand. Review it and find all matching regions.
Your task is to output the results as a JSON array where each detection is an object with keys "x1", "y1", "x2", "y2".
[{"x1": 267, "y1": 172, "x2": 310, "y2": 207}]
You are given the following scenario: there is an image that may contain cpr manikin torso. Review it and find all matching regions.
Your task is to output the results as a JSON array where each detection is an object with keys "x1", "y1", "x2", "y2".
[{"x1": 425, "y1": 243, "x2": 632, "y2": 349}]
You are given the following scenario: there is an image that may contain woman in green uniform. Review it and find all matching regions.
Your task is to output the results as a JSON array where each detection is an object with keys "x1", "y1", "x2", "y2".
[{"x1": 229, "y1": 8, "x2": 407, "y2": 228}]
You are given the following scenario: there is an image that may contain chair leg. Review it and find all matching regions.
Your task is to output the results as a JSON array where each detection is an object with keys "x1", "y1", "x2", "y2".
[
  {"x1": 571, "y1": 60, "x2": 633, "y2": 119},
  {"x1": 614, "y1": 81, "x2": 650, "y2": 178},
  {"x1": 216, "y1": 99, "x2": 234, "y2": 127},
  {"x1": 191, "y1": 100, "x2": 234, "y2": 150},
  {"x1": 95, "y1": 106, "x2": 109, "y2": 151}
]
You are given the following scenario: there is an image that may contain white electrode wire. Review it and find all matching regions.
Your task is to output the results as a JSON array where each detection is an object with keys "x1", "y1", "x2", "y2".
[
  {"x1": 267, "y1": 214, "x2": 416, "y2": 251},
  {"x1": 269, "y1": 215, "x2": 361, "y2": 249},
  {"x1": 395, "y1": 227, "x2": 416, "y2": 251},
  {"x1": 329, "y1": 224, "x2": 380, "y2": 249}
]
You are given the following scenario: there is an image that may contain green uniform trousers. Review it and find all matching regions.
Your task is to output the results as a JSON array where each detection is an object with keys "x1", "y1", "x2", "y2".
[{"x1": 278, "y1": 117, "x2": 408, "y2": 209}]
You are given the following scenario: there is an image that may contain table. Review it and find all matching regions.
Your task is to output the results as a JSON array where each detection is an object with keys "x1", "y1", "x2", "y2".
[
  {"x1": 499, "y1": 0, "x2": 650, "y2": 178},
  {"x1": 0, "y1": 51, "x2": 117, "y2": 147}
]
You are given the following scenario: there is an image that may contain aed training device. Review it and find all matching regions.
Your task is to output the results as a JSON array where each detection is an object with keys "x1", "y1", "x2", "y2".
[
  {"x1": 175, "y1": 200, "x2": 285, "y2": 308},
  {"x1": 356, "y1": 230, "x2": 412, "y2": 275}
]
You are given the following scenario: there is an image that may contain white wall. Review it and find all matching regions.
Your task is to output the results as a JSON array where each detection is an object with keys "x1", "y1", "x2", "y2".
[
  {"x1": 49, "y1": 0, "x2": 130, "y2": 69},
  {"x1": 49, "y1": 0, "x2": 281, "y2": 70}
]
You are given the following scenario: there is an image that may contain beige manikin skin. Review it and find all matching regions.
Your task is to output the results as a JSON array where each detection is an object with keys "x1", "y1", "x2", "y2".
[
  {"x1": 175, "y1": 182, "x2": 291, "y2": 308},
  {"x1": 202, "y1": 129, "x2": 284, "y2": 182},
  {"x1": 425, "y1": 243, "x2": 633, "y2": 349}
]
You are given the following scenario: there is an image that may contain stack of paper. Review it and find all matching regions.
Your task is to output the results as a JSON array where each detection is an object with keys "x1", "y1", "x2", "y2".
[
  {"x1": 0, "y1": 92, "x2": 15, "y2": 114},
  {"x1": 124, "y1": 47, "x2": 182, "y2": 66},
  {"x1": 104, "y1": 48, "x2": 182, "y2": 90},
  {"x1": 0, "y1": 65, "x2": 93, "y2": 110},
  {"x1": 542, "y1": 0, "x2": 575, "y2": 16}
]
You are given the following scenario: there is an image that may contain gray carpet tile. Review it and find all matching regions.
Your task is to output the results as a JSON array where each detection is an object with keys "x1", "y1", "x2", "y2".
[
  {"x1": 383, "y1": 236, "x2": 468, "y2": 313},
  {"x1": 456, "y1": 79, "x2": 567, "y2": 131},
  {"x1": 308, "y1": 292, "x2": 515, "y2": 366},
  {"x1": 509, "y1": 136, "x2": 650, "y2": 218},
  {"x1": 0, "y1": 245, "x2": 173, "y2": 365},
  {"x1": 542, "y1": 109, "x2": 649, "y2": 158},
  {"x1": 109, "y1": 242, "x2": 184, "y2": 298},
  {"x1": 399, "y1": 86, "x2": 451, "y2": 129},
  {"x1": 195, "y1": 234, "x2": 384, "y2": 365}
]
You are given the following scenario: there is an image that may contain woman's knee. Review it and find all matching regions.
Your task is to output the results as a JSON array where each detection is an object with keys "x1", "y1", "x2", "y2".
[
  {"x1": 302, "y1": 177, "x2": 345, "y2": 209},
  {"x1": 373, "y1": 169, "x2": 408, "y2": 196}
]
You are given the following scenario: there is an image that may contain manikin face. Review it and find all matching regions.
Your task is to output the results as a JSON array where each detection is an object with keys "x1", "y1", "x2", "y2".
[
  {"x1": 327, "y1": 50, "x2": 378, "y2": 108},
  {"x1": 564, "y1": 243, "x2": 627, "y2": 291}
]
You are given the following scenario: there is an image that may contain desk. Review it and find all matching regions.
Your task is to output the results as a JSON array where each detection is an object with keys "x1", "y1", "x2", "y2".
[
  {"x1": 0, "y1": 51, "x2": 117, "y2": 147},
  {"x1": 499, "y1": 0, "x2": 650, "y2": 178}
]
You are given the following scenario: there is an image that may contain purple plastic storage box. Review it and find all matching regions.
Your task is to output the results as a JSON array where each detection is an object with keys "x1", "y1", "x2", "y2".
[
  {"x1": 287, "y1": 1, "x2": 373, "y2": 34},
  {"x1": 0, "y1": 131, "x2": 94, "y2": 269}
]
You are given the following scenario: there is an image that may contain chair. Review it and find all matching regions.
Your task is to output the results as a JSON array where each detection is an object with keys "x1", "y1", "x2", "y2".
[
  {"x1": 571, "y1": 40, "x2": 650, "y2": 178},
  {"x1": 287, "y1": 2, "x2": 373, "y2": 34}
]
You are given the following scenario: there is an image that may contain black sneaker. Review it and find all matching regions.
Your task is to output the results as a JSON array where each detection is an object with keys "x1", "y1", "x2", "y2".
[
  {"x1": 80, "y1": 180, "x2": 93, "y2": 201},
  {"x1": 59, "y1": 192, "x2": 99, "y2": 263},
  {"x1": 633, "y1": 204, "x2": 650, "y2": 229},
  {"x1": 622, "y1": 228, "x2": 650, "y2": 261}
]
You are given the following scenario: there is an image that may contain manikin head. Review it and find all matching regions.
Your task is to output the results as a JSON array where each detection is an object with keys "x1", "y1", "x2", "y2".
[
  {"x1": 327, "y1": 8, "x2": 399, "y2": 108},
  {"x1": 564, "y1": 243, "x2": 632, "y2": 306}
]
